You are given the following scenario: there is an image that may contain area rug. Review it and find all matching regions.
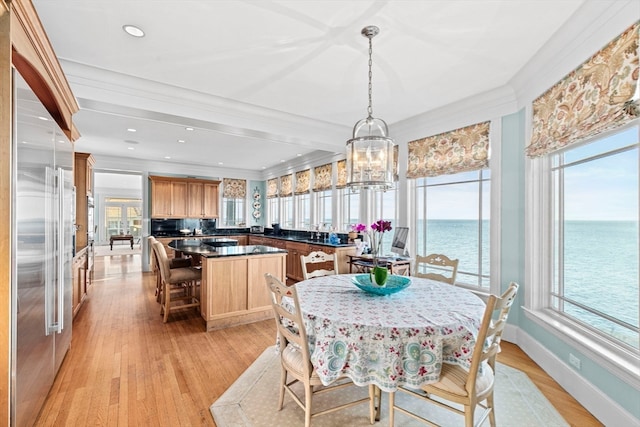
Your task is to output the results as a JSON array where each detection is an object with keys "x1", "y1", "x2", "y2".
[{"x1": 210, "y1": 347, "x2": 569, "y2": 427}]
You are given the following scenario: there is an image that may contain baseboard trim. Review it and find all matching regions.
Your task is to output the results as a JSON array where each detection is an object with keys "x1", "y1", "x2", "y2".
[{"x1": 513, "y1": 327, "x2": 640, "y2": 427}]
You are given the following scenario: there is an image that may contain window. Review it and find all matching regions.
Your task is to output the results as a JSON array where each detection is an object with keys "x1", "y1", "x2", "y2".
[
  {"x1": 267, "y1": 197, "x2": 278, "y2": 225},
  {"x1": 221, "y1": 198, "x2": 245, "y2": 226},
  {"x1": 340, "y1": 187, "x2": 360, "y2": 231},
  {"x1": 103, "y1": 197, "x2": 142, "y2": 242},
  {"x1": 550, "y1": 126, "x2": 639, "y2": 349},
  {"x1": 372, "y1": 187, "x2": 397, "y2": 254},
  {"x1": 315, "y1": 190, "x2": 332, "y2": 227},
  {"x1": 294, "y1": 193, "x2": 310, "y2": 229},
  {"x1": 281, "y1": 196, "x2": 293, "y2": 228},
  {"x1": 221, "y1": 178, "x2": 246, "y2": 227},
  {"x1": 414, "y1": 169, "x2": 490, "y2": 289}
]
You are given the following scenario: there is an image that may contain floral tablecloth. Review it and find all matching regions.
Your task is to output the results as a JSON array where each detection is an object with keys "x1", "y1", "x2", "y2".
[{"x1": 294, "y1": 274, "x2": 486, "y2": 392}]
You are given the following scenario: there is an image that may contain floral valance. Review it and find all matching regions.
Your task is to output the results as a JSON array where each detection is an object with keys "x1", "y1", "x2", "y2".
[
  {"x1": 407, "y1": 121, "x2": 490, "y2": 179},
  {"x1": 313, "y1": 163, "x2": 332, "y2": 192},
  {"x1": 393, "y1": 145, "x2": 399, "y2": 182},
  {"x1": 280, "y1": 174, "x2": 293, "y2": 197},
  {"x1": 335, "y1": 159, "x2": 347, "y2": 189},
  {"x1": 527, "y1": 21, "x2": 639, "y2": 157},
  {"x1": 266, "y1": 178, "x2": 278, "y2": 199},
  {"x1": 222, "y1": 178, "x2": 246, "y2": 199},
  {"x1": 294, "y1": 169, "x2": 311, "y2": 195}
]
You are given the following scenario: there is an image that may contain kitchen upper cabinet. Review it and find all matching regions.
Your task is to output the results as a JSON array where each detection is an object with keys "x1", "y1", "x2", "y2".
[
  {"x1": 187, "y1": 182, "x2": 204, "y2": 217},
  {"x1": 203, "y1": 183, "x2": 219, "y2": 218},
  {"x1": 150, "y1": 176, "x2": 219, "y2": 219},
  {"x1": 74, "y1": 152, "x2": 95, "y2": 250}
]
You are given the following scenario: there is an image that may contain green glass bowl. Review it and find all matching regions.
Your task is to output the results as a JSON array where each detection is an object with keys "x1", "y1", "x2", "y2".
[{"x1": 351, "y1": 274, "x2": 411, "y2": 295}]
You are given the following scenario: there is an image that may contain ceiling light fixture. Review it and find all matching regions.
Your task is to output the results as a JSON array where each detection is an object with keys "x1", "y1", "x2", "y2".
[
  {"x1": 346, "y1": 25, "x2": 395, "y2": 191},
  {"x1": 127, "y1": 128, "x2": 136, "y2": 132},
  {"x1": 123, "y1": 24, "x2": 145, "y2": 38}
]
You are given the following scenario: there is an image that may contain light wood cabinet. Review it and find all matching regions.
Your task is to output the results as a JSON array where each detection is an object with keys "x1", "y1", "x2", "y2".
[
  {"x1": 200, "y1": 252, "x2": 287, "y2": 330},
  {"x1": 171, "y1": 181, "x2": 188, "y2": 217},
  {"x1": 72, "y1": 248, "x2": 88, "y2": 317},
  {"x1": 150, "y1": 176, "x2": 219, "y2": 218},
  {"x1": 203, "y1": 183, "x2": 219, "y2": 218},
  {"x1": 74, "y1": 152, "x2": 95, "y2": 250},
  {"x1": 285, "y1": 241, "x2": 309, "y2": 283},
  {"x1": 248, "y1": 236, "x2": 266, "y2": 245}
]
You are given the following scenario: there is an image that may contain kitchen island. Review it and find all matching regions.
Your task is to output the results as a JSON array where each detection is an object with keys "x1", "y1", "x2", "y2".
[{"x1": 168, "y1": 240, "x2": 287, "y2": 331}]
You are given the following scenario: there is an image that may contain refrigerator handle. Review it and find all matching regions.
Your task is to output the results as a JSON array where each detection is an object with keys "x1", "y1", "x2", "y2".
[
  {"x1": 44, "y1": 167, "x2": 54, "y2": 336},
  {"x1": 56, "y1": 168, "x2": 64, "y2": 333}
]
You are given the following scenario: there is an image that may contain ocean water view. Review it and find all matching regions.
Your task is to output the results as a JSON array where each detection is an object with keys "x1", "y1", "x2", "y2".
[{"x1": 406, "y1": 219, "x2": 639, "y2": 348}]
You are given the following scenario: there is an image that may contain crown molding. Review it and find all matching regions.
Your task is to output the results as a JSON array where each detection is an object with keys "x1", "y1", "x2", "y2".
[
  {"x1": 391, "y1": 84, "x2": 517, "y2": 144},
  {"x1": 92, "y1": 153, "x2": 265, "y2": 181},
  {"x1": 60, "y1": 60, "x2": 348, "y2": 150},
  {"x1": 511, "y1": 0, "x2": 639, "y2": 108}
]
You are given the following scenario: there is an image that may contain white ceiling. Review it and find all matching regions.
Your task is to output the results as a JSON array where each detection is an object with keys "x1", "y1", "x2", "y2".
[{"x1": 31, "y1": 0, "x2": 587, "y2": 173}]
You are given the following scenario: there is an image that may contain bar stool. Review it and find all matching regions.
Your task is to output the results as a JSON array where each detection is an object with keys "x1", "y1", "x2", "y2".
[
  {"x1": 148, "y1": 236, "x2": 193, "y2": 303},
  {"x1": 152, "y1": 241, "x2": 201, "y2": 323}
]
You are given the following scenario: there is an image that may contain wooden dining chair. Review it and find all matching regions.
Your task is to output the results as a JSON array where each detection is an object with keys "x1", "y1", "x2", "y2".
[
  {"x1": 264, "y1": 273, "x2": 375, "y2": 427},
  {"x1": 388, "y1": 282, "x2": 519, "y2": 427},
  {"x1": 300, "y1": 250, "x2": 339, "y2": 280},
  {"x1": 414, "y1": 253, "x2": 459, "y2": 285},
  {"x1": 153, "y1": 241, "x2": 201, "y2": 323},
  {"x1": 149, "y1": 236, "x2": 193, "y2": 303}
]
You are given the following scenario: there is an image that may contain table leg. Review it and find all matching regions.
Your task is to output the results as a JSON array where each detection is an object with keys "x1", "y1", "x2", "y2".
[
  {"x1": 110, "y1": 240, "x2": 113, "y2": 250},
  {"x1": 130, "y1": 238, "x2": 134, "y2": 249},
  {"x1": 375, "y1": 386, "x2": 382, "y2": 421}
]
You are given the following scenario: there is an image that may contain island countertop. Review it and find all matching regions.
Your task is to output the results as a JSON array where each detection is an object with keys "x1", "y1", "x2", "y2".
[{"x1": 168, "y1": 239, "x2": 287, "y2": 258}]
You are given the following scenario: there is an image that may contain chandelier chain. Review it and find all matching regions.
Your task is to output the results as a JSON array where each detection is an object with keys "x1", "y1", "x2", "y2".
[{"x1": 367, "y1": 35, "x2": 373, "y2": 118}]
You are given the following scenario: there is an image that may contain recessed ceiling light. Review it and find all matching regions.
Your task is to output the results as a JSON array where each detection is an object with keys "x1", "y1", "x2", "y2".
[
  {"x1": 127, "y1": 147, "x2": 135, "y2": 150},
  {"x1": 164, "y1": 156, "x2": 171, "y2": 159},
  {"x1": 58, "y1": 140, "x2": 65, "y2": 144},
  {"x1": 177, "y1": 139, "x2": 185, "y2": 143},
  {"x1": 297, "y1": 153, "x2": 302, "y2": 157},
  {"x1": 218, "y1": 162, "x2": 224, "y2": 166},
  {"x1": 37, "y1": 116, "x2": 49, "y2": 121},
  {"x1": 127, "y1": 128, "x2": 136, "y2": 132},
  {"x1": 280, "y1": 160, "x2": 285, "y2": 163},
  {"x1": 123, "y1": 25, "x2": 145, "y2": 38},
  {"x1": 185, "y1": 127, "x2": 194, "y2": 131},
  {"x1": 261, "y1": 166, "x2": 266, "y2": 169}
]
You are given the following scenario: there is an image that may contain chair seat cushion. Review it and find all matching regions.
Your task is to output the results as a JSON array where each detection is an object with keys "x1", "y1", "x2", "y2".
[
  {"x1": 282, "y1": 344, "x2": 322, "y2": 382},
  {"x1": 168, "y1": 267, "x2": 201, "y2": 284},
  {"x1": 424, "y1": 362, "x2": 494, "y2": 397}
]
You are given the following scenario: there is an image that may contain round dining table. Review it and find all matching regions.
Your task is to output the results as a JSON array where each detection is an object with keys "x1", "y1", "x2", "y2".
[{"x1": 294, "y1": 274, "x2": 486, "y2": 392}]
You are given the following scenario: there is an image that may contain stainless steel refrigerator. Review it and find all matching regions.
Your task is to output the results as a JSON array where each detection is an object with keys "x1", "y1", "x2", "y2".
[{"x1": 11, "y1": 71, "x2": 74, "y2": 426}]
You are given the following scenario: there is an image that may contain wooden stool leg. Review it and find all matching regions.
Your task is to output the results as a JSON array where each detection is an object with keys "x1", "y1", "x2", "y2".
[{"x1": 163, "y1": 282, "x2": 170, "y2": 323}]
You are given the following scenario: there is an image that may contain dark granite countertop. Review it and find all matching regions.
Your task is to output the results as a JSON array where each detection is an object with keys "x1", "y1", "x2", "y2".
[
  {"x1": 168, "y1": 239, "x2": 287, "y2": 258},
  {"x1": 262, "y1": 235, "x2": 354, "y2": 248},
  {"x1": 154, "y1": 232, "x2": 355, "y2": 248}
]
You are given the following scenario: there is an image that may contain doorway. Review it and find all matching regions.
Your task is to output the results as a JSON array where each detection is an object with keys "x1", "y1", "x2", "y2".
[
  {"x1": 104, "y1": 199, "x2": 142, "y2": 241},
  {"x1": 93, "y1": 172, "x2": 143, "y2": 247}
]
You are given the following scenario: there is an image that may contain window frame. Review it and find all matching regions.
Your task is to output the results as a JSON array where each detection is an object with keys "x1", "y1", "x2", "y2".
[
  {"x1": 220, "y1": 197, "x2": 246, "y2": 227},
  {"x1": 412, "y1": 169, "x2": 492, "y2": 291},
  {"x1": 294, "y1": 192, "x2": 310, "y2": 229},
  {"x1": 525, "y1": 123, "x2": 640, "y2": 385}
]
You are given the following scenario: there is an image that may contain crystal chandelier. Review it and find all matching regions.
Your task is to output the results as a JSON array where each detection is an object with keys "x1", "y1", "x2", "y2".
[{"x1": 346, "y1": 25, "x2": 395, "y2": 190}]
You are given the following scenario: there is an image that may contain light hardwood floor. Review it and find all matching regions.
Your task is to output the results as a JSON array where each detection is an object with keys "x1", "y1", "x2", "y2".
[{"x1": 35, "y1": 253, "x2": 603, "y2": 426}]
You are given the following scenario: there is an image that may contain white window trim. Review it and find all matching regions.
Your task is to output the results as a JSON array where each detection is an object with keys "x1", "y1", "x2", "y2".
[
  {"x1": 525, "y1": 154, "x2": 640, "y2": 388},
  {"x1": 406, "y1": 117, "x2": 502, "y2": 296}
]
